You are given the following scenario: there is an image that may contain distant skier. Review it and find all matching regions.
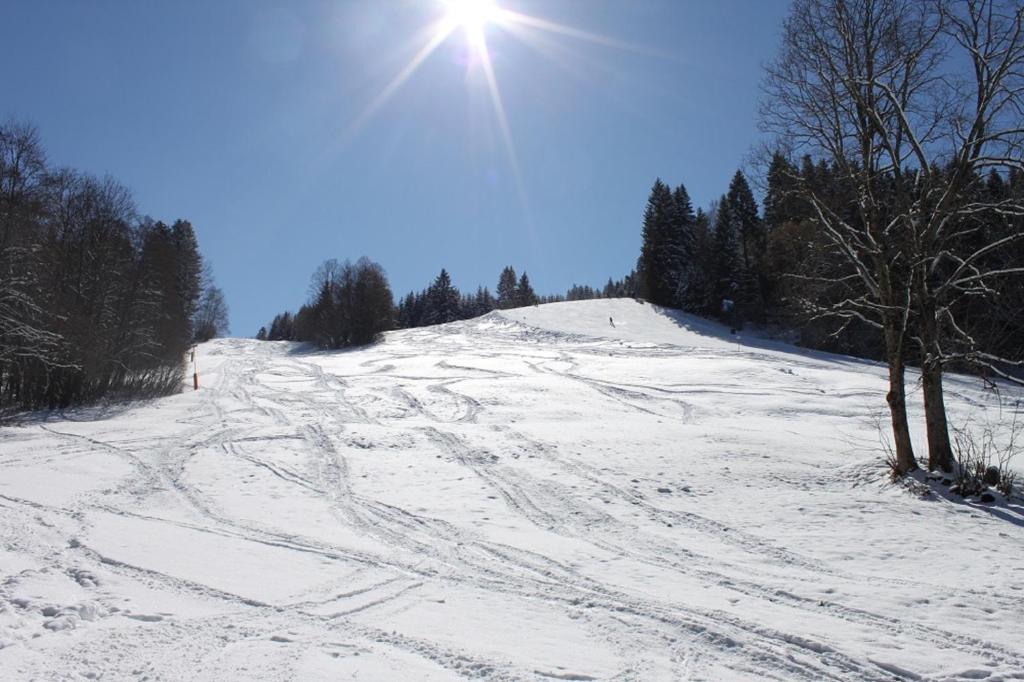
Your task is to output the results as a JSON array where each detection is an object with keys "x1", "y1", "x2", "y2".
[{"x1": 609, "y1": 317, "x2": 615, "y2": 328}]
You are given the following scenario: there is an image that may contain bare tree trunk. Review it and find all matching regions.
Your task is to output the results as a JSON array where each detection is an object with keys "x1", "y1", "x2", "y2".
[
  {"x1": 921, "y1": 357, "x2": 953, "y2": 472},
  {"x1": 886, "y1": 350, "x2": 918, "y2": 474},
  {"x1": 880, "y1": 323, "x2": 921, "y2": 473},
  {"x1": 917, "y1": 288, "x2": 954, "y2": 471}
]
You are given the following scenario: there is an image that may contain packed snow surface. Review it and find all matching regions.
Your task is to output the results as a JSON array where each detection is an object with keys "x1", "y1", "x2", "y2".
[{"x1": 2, "y1": 299, "x2": 1023, "y2": 680}]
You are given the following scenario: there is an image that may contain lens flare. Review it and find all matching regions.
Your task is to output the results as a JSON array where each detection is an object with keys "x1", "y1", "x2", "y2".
[
  {"x1": 343, "y1": 0, "x2": 652, "y2": 227},
  {"x1": 443, "y1": 0, "x2": 500, "y2": 34}
]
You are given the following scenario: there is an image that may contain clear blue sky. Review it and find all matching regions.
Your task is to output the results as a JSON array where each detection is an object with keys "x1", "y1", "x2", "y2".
[{"x1": 1, "y1": 0, "x2": 790, "y2": 336}]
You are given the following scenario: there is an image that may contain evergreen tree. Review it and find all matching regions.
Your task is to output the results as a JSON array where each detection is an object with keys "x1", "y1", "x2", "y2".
[
  {"x1": 266, "y1": 312, "x2": 296, "y2": 341},
  {"x1": 670, "y1": 183, "x2": 696, "y2": 307},
  {"x1": 567, "y1": 284, "x2": 599, "y2": 301},
  {"x1": 711, "y1": 198, "x2": 741, "y2": 318},
  {"x1": 725, "y1": 170, "x2": 766, "y2": 321},
  {"x1": 763, "y1": 152, "x2": 805, "y2": 231},
  {"x1": 310, "y1": 278, "x2": 339, "y2": 348},
  {"x1": 411, "y1": 289, "x2": 428, "y2": 327},
  {"x1": 683, "y1": 208, "x2": 715, "y2": 313},
  {"x1": 762, "y1": 152, "x2": 817, "y2": 322},
  {"x1": 396, "y1": 292, "x2": 417, "y2": 328},
  {"x1": 515, "y1": 272, "x2": 537, "y2": 306},
  {"x1": 637, "y1": 178, "x2": 678, "y2": 305},
  {"x1": 425, "y1": 269, "x2": 460, "y2": 324},
  {"x1": 170, "y1": 219, "x2": 203, "y2": 333},
  {"x1": 471, "y1": 286, "x2": 495, "y2": 316},
  {"x1": 496, "y1": 266, "x2": 518, "y2": 309}
]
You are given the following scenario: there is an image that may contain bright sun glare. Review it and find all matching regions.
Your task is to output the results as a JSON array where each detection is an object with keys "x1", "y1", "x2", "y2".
[
  {"x1": 345, "y1": 0, "x2": 638, "y2": 223},
  {"x1": 443, "y1": 0, "x2": 501, "y2": 33}
]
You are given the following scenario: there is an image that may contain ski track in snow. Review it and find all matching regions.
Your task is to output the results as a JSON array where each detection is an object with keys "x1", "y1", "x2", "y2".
[{"x1": 2, "y1": 299, "x2": 1024, "y2": 681}]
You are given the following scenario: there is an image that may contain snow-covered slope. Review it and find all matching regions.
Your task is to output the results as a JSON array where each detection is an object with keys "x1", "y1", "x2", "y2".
[
  {"x1": 1, "y1": 299, "x2": 1022, "y2": 680},
  {"x1": 501, "y1": 298, "x2": 757, "y2": 348}
]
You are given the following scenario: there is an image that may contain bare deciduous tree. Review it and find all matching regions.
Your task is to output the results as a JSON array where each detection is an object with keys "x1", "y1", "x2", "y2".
[
  {"x1": 1, "y1": 121, "x2": 218, "y2": 414},
  {"x1": 762, "y1": 0, "x2": 939, "y2": 474},
  {"x1": 762, "y1": 0, "x2": 1024, "y2": 474},
  {"x1": 910, "y1": 0, "x2": 1024, "y2": 471},
  {"x1": 193, "y1": 285, "x2": 230, "y2": 342}
]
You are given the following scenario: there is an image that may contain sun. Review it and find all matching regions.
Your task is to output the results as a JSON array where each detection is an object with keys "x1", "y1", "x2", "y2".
[
  {"x1": 344, "y1": 0, "x2": 635, "y2": 225},
  {"x1": 443, "y1": 0, "x2": 501, "y2": 34}
]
